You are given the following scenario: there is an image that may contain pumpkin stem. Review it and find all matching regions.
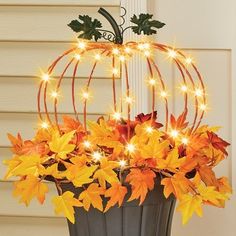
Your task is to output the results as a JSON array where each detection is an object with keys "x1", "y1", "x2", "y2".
[{"x1": 98, "y1": 7, "x2": 123, "y2": 44}]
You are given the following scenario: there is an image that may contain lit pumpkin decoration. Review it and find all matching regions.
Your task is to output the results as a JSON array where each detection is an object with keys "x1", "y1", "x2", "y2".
[{"x1": 5, "y1": 7, "x2": 231, "y2": 231}]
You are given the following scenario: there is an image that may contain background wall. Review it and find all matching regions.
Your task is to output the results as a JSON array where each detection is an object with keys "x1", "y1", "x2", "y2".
[{"x1": 0, "y1": 0, "x2": 235, "y2": 236}]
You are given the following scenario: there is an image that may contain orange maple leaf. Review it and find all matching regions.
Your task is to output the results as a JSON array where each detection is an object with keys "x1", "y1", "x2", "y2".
[
  {"x1": 13, "y1": 175, "x2": 48, "y2": 206},
  {"x1": 126, "y1": 168, "x2": 155, "y2": 204},
  {"x1": 198, "y1": 165, "x2": 218, "y2": 186},
  {"x1": 61, "y1": 115, "x2": 84, "y2": 133},
  {"x1": 79, "y1": 183, "x2": 105, "y2": 211},
  {"x1": 161, "y1": 173, "x2": 194, "y2": 199},
  {"x1": 104, "y1": 183, "x2": 127, "y2": 212},
  {"x1": 186, "y1": 134, "x2": 208, "y2": 158}
]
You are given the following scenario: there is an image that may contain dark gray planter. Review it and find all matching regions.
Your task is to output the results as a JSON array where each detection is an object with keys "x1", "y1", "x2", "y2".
[{"x1": 61, "y1": 175, "x2": 176, "y2": 236}]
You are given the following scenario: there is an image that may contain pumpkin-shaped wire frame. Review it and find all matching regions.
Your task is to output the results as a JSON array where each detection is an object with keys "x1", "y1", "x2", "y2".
[{"x1": 37, "y1": 41, "x2": 207, "y2": 140}]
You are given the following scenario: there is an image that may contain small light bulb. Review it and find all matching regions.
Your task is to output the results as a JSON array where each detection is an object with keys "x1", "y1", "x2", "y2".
[
  {"x1": 181, "y1": 85, "x2": 188, "y2": 92},
  {"x1": 138, "y1": 43, "x2": 145, "y2": 50},
  {"x1": 83, "y1": 140, "x2": 91, "y2": 148},
  {"x1": 146, "y1": 126, "x2": 153, "y2": 133},
  {"x1": 51, "y1": 91, "x2": 58, "y2": 98},
  {"x1": 112, "y1": 48, "x2": 120, "y2": 55},
  {"x1": 41, "y1": 121, "x2": 49, "y2": 129},
  {"x1": 92, "y1": 151, "x2": 102, "y2": 161},
  {"x1": 119, "y1": 160, "x2": 127, "y2": 168},
  {"x1": 200, "y1": 104, "x2": 207, "y2": 111},
  {"x1": 143, "y1": 43, "x2": 150, "y2": 49},
  {"x1": 124, "y1": 47, "x2": 131, "y2": 53},
  {"x1": 94, "y1": 54, "x2": 101, "y2": 61},
  {"x1": 42, "y1": 73, "x2": 50, "y2": 82},
  {"x1": 82, "y1": 91, "x2": 90, "y2": 100},
  {"x1": 195, "y1": 89, "x2": 203, "y2": 97},
  {"x1": 119, "y1": 55, "x2": 125, "y2": 62},
  {"x1": 182, "y1": 137, "x2": 189, "y2": 145},
  {"x1": 74, "y1": 54, "x2": 81, "y2": 61},
  {"x1": 126, "y1": 143, "x2": 135, "y2": 153},
  {"x1": 144, "y1": 51, "x2": 151, "y2": 57},
  {"x1": 186, "y1": 57, "x2": 192, "y2": 64},
  {"x1": 168, "y1": 49, "x2": 177, "y2": 58},
  {"x1": 125, "y1": 96, "x2": 133, "y2": 104},
  {"x1": 170, "y1": 129, "x2": 179, "y2": 138},
  {"x1": 112, "y1": 68, "x2": 119, "y2": 75},
  {"x1": 149, "y1": 78, "x2": 157, "y2": 86},
  {"x1": 160, "y1": 91, "x2": 167, "y2": 98},
  {"x1": 77, "y1": 41, "x2": 86, "y2": 50},
  {"x1": 112, "y1": 112, "x2": 122, "y2": 121}
]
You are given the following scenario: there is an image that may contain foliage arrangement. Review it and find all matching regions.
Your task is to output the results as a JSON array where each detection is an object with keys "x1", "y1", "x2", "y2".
[
  {"x1": 5, "y1": 111, "x2": 231, "y2": 224},
  {"x1": 3, "y1": 7, "x2": 232, "y2": 226}
]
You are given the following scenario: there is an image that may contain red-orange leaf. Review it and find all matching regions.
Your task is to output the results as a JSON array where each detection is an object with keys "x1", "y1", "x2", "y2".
[
  {"x1": 207, "y1": 131, "x2": 230, "y2": 155},
  {"x1": 126, "y1": 168, "x2": 155, "y2": 204},
  {"x1": 170, "y1": 110, "x2": 188, "y2": 130},
  {"x1": 62, "y1": 115, "x2": 84, "y2": 133},
  {"x1": 104, "y1": 183, "x2": 127, "y2": 212}
]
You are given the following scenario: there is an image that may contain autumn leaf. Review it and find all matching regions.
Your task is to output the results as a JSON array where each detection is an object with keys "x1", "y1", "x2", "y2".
[
  {"x1": 88, "y1": 119, "x2": 123, "y2": 157},
  {"x1": 13, "y1": 175, "x2": 48, "y2": 206},
  {"x1": 126, "y1": 168, "x2": 155, "y2": 204},
  {"x1": 217, "y1": 177, "x2": 232, "y2": 196},
  {"x1": 79, "y1": 183, "x2": 104, "y2": 211},
  {"x1": 7, "y1": 133, "x2": 23, "y2": 154},
  {"x1": 139, "y1": 132, "x2": 169, "y2": 159},
  {"x1": 161, "y1": 173, "x2": 194, "y2": 199},
  {"x1": 4, "y1": 155, "x2": 42, "y2": 179},
  {"x1": 170, "y1": 110, "x2": 188, "y2": 130},
  {"x1": 197, "y1": 184, "x2": 228, "y2": 207},
  {"x1": 61, "y1": 116, "x2": 85, "y2": 133},
  {"x1": 157, "y1": 147, "x2": 186, "y2": 172},
  {"x1": 93, "y1": 158, "x2": 119, "y2": 188},
  {"x1": 39, "y1": 163, "x2": 64, "y2": 179},
  {"x1": 207, "y1": 131, "x2": 230, "y2": 155},
  {"x1": 65, "y1": 159, "x2": 98, "y2": 187},
  {"x1": 104, "y1": 183, "x2": 127, "y2": 212},
  {"x1": 49, "y1": 130, "x2": 75, "y2": 159},
  {"x1": 186, "y1": 134, "x2": 208, "y2": 158},
  {"x1": 52, "y1": 191, "x2": 83, "y2": 224},
  {"x1": 198, "y1": 165, "x2": 218, "y2": 186},
  {"x1": 177, "y1": 194, "x2": 203, "y2": 224}
]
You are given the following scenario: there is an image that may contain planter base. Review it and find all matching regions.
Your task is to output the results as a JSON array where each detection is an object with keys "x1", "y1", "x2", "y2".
[{"x1": 61, "y1": 177, "x2": 176, "y2": 236}]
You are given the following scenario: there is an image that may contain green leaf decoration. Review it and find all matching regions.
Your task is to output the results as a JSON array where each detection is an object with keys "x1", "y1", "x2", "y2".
[
  {"x1": 68, "y1": 15, "x2": 103, "y2": 41},
  {"x1": 131, "y1": 13, "x2": 165, "y2": 35}
]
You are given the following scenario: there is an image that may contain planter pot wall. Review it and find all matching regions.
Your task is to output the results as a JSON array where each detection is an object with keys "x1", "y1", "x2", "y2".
[{"x1": 61, "y1": 176, "x2": 176, "y2": 236}]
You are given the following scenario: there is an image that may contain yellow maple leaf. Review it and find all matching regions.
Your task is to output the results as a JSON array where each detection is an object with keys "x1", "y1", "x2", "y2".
[
  {"x1": 197, "y1": 184, "x2": 228, "y2": 207},
  {"x1": 65, "y1": 159, "x2": 98, "y2": 187},
  {"x1": 49, "y1": 130, "x2": 75, "y2": 159},
  {"x1": 52, "y1": 191, "x2": 83, "y2": 224},
  {"x1": 79, "y1": 183, "x2": 104, "y2": 211},
  {"x1": 139, "y1": 132, "x2": 169, "y2": 159},
  {"x1": 39, "y1": 163, "x2": 64, "y2": 179},
  {"x1": 13, "y1": 175, "x2": 48, "y2": 206},
  {"x1": 4, "y1": 155, "x2": 42, "y2": 178},
  {"x1": 104, "y1": 183, "x2": 127, "y2": 212},
  {"x1": 93, "y1": 158, "x2": 119, "y2": 188},
  {"x1": 177, "y1": 194, "x2": 203, "y2": 224},
  {"x1": 4, "y1": 156, "x2": 21, "y2": 179},
  {"x1": 88, "y1": 120, "x2": 123, "y2": 157},
  {"x1": 157, "y1": 147, "x2": 186, "y2": 172}
]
